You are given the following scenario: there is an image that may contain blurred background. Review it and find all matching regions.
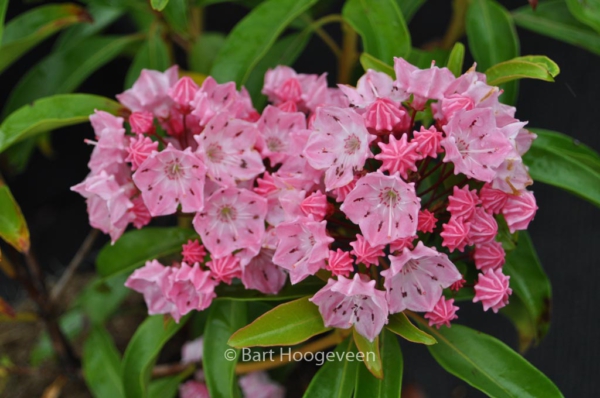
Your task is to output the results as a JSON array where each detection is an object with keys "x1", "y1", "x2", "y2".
[{"x1": 1, "y1": 0, "x2": 599, "y2": 396}]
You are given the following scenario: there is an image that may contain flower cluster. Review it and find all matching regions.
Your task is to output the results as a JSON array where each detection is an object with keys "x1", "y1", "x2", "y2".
[{"x1": 74, "y1": 59, "x2": 537, "y2": 341}]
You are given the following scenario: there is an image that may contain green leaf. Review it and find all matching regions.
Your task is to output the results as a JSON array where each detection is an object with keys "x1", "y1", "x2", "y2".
[
  {"x1": 0, "y1": 182, "x2": 29, "y2": 252},
  {"x1": 0, "y1": 0, "x2": 7, "y2": 44},
  {"x1": 96, "y1": 227, "x2": 198, "y2": 278},
  {"x1": 514, "y1": 55, "x2": 560, "y2": 77},
  {"x1": 485, "y1": 56, "x2": 559, "y2": 86},
  {"x1": 386, "y1": 312, "x2": 436, "y2": 345},
  {"x1": 228, "y1": 296, "x2": 330, "y2": 348},
  {"x1": 502, "y1": 232, "x2": 551, "y2": 351},
  {"x1": 446, "y1": 42, "x2": 465, "y2": 77},
  {"x1": 121, "y1": 315, "x2": 189, "y2": 398},
  {"x1": 343, "y1": 0, "x2": 411, "y2": 65},
  {"x1": 189, "y1": 33, "x2": 226, "y2": 75},
  {"x1": 215, "y1": 276, "x2": 324, "y2": 301},
  {"x1": 30, "y1": 310, "x2": 84, "y2": 366},
  {"x1": 566, "y1": 0, "x2": 600, "y2": 34},
  {"x1": 501, "y1": 295, "x2": 538, "y2": 354},
  {"x1": 0, "y1": 94, "x2": 122, "y2": 154},
  {"x1": 359, "y1": 53, "x2": 394, "y2": 77},
  {"x1": 355, "y1": 329, "x2": 403, "y2": 398},
  {"x1": 353, "y1": 328, "x2": 383, "y2": 379},
  {"x1": 3, "y1": 35, "x2": 141, "y2": 118},
  {"x1": 210, "y1": 0, "x2": 318, "y2": 86},
  {"x1": 125, "y1": 28, "x2": 171, "y2": 89},
  {"x1": 76, "y1": 275, "x2": 131, "y2": 325},
  {"x1": 204, "y1": 301, "x2": 247, "y2": 398},
  {"x1": 396, "y1": 0, "x2": 426, "y2": 22},
  {"x1": 513, "y1": 0, "x2": 600, "y2": 56},
  {"x1": 407, "y1": 47, "x2": 450, "y2": 69},
  {"x1": 83, "y1": 327, "x2": 125, "y2": 398},
  {"x1": 413, "y1": 319, "x2": 563, "y2": 398},
  {"x1": 151, "y1": 0, "x2": 170, "y2": 11},
  {"x1": 148, "y1": 370, "x2": 194, "y2": 398},
  {"x1": 163, "y1": 0, "x2": 190, "y2": 35},
  {"x1": 524, "y1": 128, "x2": 600, "y2": 207},
  {"x1": 303, "y1": 337, "x2": 357, "y2": 398},
  {"x1": 0, "y1": 3, "x2": 88, "y2": 74},
  {"x1": 466, "y1": 0, "x2": 519, "y2": 104}
]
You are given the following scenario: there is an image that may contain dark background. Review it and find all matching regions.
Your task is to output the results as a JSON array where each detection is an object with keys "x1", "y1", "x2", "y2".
[{"x1": 1, "y1": 0, "x2": 599, "y2": 396}]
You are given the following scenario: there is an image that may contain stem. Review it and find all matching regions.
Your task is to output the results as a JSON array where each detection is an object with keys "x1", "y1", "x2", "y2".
[
  {"x1": 300, "y1": 14, "x2": 344, "y2": 58},
  {"x1": 338, "y1": 21, "x2": 358, "y2": 84},
  {"x1": 418, "y1": 160, "x2": 444, "y2": 182},
  {"x1": 152, "y1": 363, "x2": 194, "y2": 378},
  {"x1": 418, "y1": 165, "x2": 453, "y2": 197},
  {"x1": 440, "y1": 0, "x2": 469, "y2": 50}
]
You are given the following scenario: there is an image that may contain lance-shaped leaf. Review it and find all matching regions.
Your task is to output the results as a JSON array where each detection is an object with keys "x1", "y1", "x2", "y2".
[
  {"x1": 0, "y1": 181, "x2": 29, "y2": 252},
  {"x1": 485, "y1": 56, "x2": 559, "y2": 86},
  {"x1": 412, "y1": 317, "x2": 564, "y2": 398},
  {"x1": 513, "y1": 0, "x2": 600, "y2": 56},
  {"x1": 353, "y1": 328, "x2": 383, "y2": 379},
  {"x1": 397, "y1": 0, "x2": 426, "y2": 22},
  {"x1": 0, "y1": 0, "x2": 7, "y2": 44},
  {"x1": 407, "y1": 47, "x2": 449, "y2": 69},
  {"x1": 355, "y1": 329, "x2": 403, "y2": 397},
  {"x1": 228, "y1": 296, "x2": 330, "y2": 348},
  {"x1": 303, "y1": 337, "x2": 358, "y2": 398},
  {"x1": 148, "y1": 367, "x2": 194, "y2": 398},
  {"x1": 189, "y1": 33, "x2": 226, "y2": 75},
  {"x1": 76, "y1": 274, "x2": 131, "y2": 325},
  {"x1": 215, "y1": 277, "x2": 324, "y2": 302},
  {"x1": 210, "y1": 0, "x2": 318, "y2": 86},
  {"x1": 125, "y1": 28, "x2": 170, "y2": 89},
  {"x1": 151, "y1": 0, "x2": 170, "y2": 11},
  {"x1": 96, "y1": 227, "x2": 198, "y2": 278},
  {"x1": 204, "y1": 301, "x2": 247, "y2": 398},
  {"x1": 359, "y1": 53, "x2": 394, "y2": 77},
  {"x1": 502, "y1": 232, "x2": 552, "y2": 352},
  {"x1": 0, "y1": 94, "x2": 122, "y2": 153},
  {"x1": 447, "y1": 42, "x2": 465, "y2": 77},
  {"x1": 524, "y1": 128, "x2": 600, "y2": 208},
  {"x1": 566, "y1": 0, "x2": 600, "y2": 34},
  {"x1": 343, "y1": 0, "x2": 411, "y2": 64},
  {"x1": 121, "y1": 315, "x2": 189, "y2": 398},
  {"x1": 0, "y1": 3, "x2": 88, "y2": 73},
  {"x1": 386, "y1": 312, "x2": 436, "y2": 345},
  {"x1": 83, "y1": 327, "x2": 125, "y2": 398}
]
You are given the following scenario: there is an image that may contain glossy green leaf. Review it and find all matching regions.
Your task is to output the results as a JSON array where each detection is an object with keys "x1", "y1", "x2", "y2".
[
  {"x1": 0, "y1": 183, "x2": 29, "y2": 252},
  {"x1": 204, "y1": 301, "x2": 247, "y2": 398},
  {"x1": 0, "y1": 0, "x2": 7, "y2": 44},
  {"x1": 0, "y1": 3, "x2": 88, "y2": 73},
  {"x1": 76, "y1": 274, "x2": 131, "y2": 325},
  {"x1": 121, "y1": 315, "x2": 189, "y2": 398},
  {"x1": 151, "y1": 0, "x2": 170, "y2": 11},
  {"x1": 386, "y1": 312, "x2": 436, "y2": 345},
  {"x1": 189, "y1": 33, "x2": 226, "y2": 75},
  {"x1": 513, "y1": 0, "x2": 600, "y2": 56},
  {"x1": 515, "y1": 55, "x2": 560, "y2": 77},
  {"x1": 502, "y1": 232, "x2": 551, "y2": 351},
  {"x1": 228, "y1": 296, "x2": 330, "y2": 348},
  {"x1": 0, "y1": 94, "x2": 122, "y2": 153},
  {"x1": 83, "y1": 327, "x2": 125, "y2": 398},
  {"x1": 163, "y1": 0, "x2": 189, "y2": 35},
  {"x1": 413, "y1": 319, "x2": 563, "y2": 398},
  {"x1": 215, "y1": 277, "x2": 324, "y2": 301},
  {"x1": 343, "y1": 0, "x2": 410, "y2": 65},
  {"x1": 501, "y1": 294, "x2": 538, "y2": 354},
  {"x1": 407, "y1": 47, "x2": 449, "y2": 69},
  {"x1": 210, "y1": 0, "x2": 317, "y2": 85},
  {"x1": 466, "y1": 0, "x2": 519, "y2": 104},
  {"x1": 524, "y1": 128, "x2": 600, "y2": 207},
  {"x1": 485, "y1": 56, "x2": 559, "y2": 86},
  {"x1": 30, "y1": 310, "x2": 84, "y2": 366},
  {"x1": 303, "y1": 337, "x2": 357, "y2": 398},
  {"x1": 355, "y1": 329, "x2": 403, "y2": 398},
  {"x1": 125, "y1": 28, "x2": 170, "y2": 89},
  {"x1": 353, "y1": 328, "x2": 383, "y2": 379},
  {"x1": 148, "y1": 371, "x2": 194, "y2": 398},
  {"x1": 396, "y1": 0, "x2": 426, "y2": 22},
  {"x1": 446, "y1": 42, "x2": 465, "y2": 77},
  {"x1": 96, "y1": 227, "x2": 198, "y2": 278},
  {"x1": 359, "y1": 53, "x2": 394, "y2": 77},
  {"x1": 3, "y1": 35, "x2": 141, "y2": 118},
  {"x1": 566, "y1": 0, "x2": 600, "y2": 34}
]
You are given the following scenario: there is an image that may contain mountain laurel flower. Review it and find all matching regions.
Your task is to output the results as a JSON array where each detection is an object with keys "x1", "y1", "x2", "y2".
[
  {"x1": 327, "y1": 249, "x2": 355, "y2": 277},
  {"x1": 417, "y1": 209, "x2": 437, "y2": 233},
  {"x1": 128, "y1": 111, "x2": 155, "y2": 135},
  {"x1": 124, "y1": 260, "x2": 176, "y2": 318},
  {"x1": 424, "y1": 297, "x2": 459, "y2": 328},
  {"x1": 473, "y1": 241, "x2": 506, "y2": 271},
  {"x1": 412, "y1": 125, "x2": 443, "y2": 158},
  {"x1": 169, "y1": 76, "x2": 199, "y2": 112},
  {"x1": 117, "y1": 66, "x2": 178, "y2": 118},
  {"x1": 349, "y1": 234, "x2": 385, "y2": 267},
  {"x1": 166, "y1": 262, "x2": 218, "y2": 319},
  {"x1": 502, "y1": 190, "x2": 538, "y2": 233},
  {"x1": 206, "y1": 254, "x2": 242, "y2": 285},
  {"x1": 467, "y1": 207, "x2": 498, "y2": 245},
  {"x1": 126, "y1": 135, "x2": 158, "y2": 171},
  {"x1": 440, "y1": 216, "x2": 471, "y2": 252},
  {"x1": 239, "y1": 372, "x2": 285, "y2": 398},
  {"x1": 181, "y1": 240, "x2": 207, "y2": 264},
  {"x1": 447, "y1": 186, "x2": 480, "y2": 220},
  {"x1": 479, "y1": 183, "x2": 508, "y2": 214},
  {"x1": 375, "y1": 134, "x2": 420, "y2": 179},
  {"x1": 473, "y1": 268, "x2": 512, "y2": 312}
]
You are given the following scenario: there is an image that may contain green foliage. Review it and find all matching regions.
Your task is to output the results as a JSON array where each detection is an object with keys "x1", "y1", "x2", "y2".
[
  {"x1": 386, "y1": 312, "x2": 436, "y2": 345},
  {"x1": 189, "y1": 33, "x2": 227, "y2": 75},
  {"x1": 396, "y1": 0, "x2": 426, "y2": 22},
  {"x1": 151, "y1": 0, "x2": 170, "y2": 11},
  {"x1": 353, "y1": 328, "x2": 383, "y2": 379},
  {"x1": 303, "y1": 337, "x2": 358, "y2": 397},
  {"x1": 125, "y1": 28, "x2": 170, "y2": 89},
  {"x1": 485, "y1": 56, "x2": 559, "y2": 86},
  {"x1": 355, "y1": 329, "x2": 403, "y2": 397},
  {"x1": 215, "y1": 276, "x2": 324, "y2": 301},
  {"x1": 565, "y1": 0, "x2": 600, "y2": 34},
  {"x1": 83, "y1": 327, "x2": 125, "y2": 398},
  {"x1": 446, "y1": 42, "x2": 465, "y2": 77},
  {"x1": 0, "y1": 182, "x2": 29, "y2": 252},
  {"x1": 359, "y1": 53, "x2": 394, "y2": 77}
]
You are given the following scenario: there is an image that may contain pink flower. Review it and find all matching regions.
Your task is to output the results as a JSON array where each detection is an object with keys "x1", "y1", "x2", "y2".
[
  {"x1": 310, "y1": 274, "x2": 388, "y2": 341},
  {"x1": 479, "y1": 183, "x2": 508, "y2": 214},
  {"x1": 340, "y1": 172, "x2": 420, "y2": 246},
  {"x1": 441, "y1": 108, "x2": 513, "y2": 182},
  {"x1": 473, "y1": 268, "x2": 512, "y2": 312},
  {"x1": 304, "y1": 106, "x2": 374, "y2": 191},
  {"x1": 179, "y1": 381, "x2": 210, "y2": 398},
  {"x1": 417, "y1": 209, "x2": 437, "y2": 233},
  {"x1": 382, "y1": 242, "x2": 462, "y2": 313},
  {"x1": 424, "y1": 297, "x2": 459, "y2": 329},
  {"x1": 300, "y1": 191, "x2": 329, "y2": 221},
  {"x1": 450, "y1": 278, "x2": 466, "y2": 291},
  {"x1": 128, "y1": 111, "x2": 154, "y2": 134},
  {"x1": 440, "y1": 216, "x2": 471, "y2": 252},
  {"x1": 394, "y1": 57, "x2": 455, "y2": 109},
  {"x1": 438, "y1": 94, "x2": 475, "y2": 121},
  {"x1": 181, "y1": 337, "x2": 204, "y2": 364},
  {"x1": 349, "y1": 234, "x2": 384, "y2": 267},
  {"x1": 474, "y1": 241, "x2": 506, "y2": 271},
  {"x1": 238, "y1": 231, "x2": 288, "y2": 295},
  {"x1": 206, "y1": 254, "x2": 242, "y2": 284},
  {"x1": 338, "y1": 69, "x2": 406, "y2": 107},
  {"x1": 256, "y1": 105, "x2": 306, "y2": 165},
  {"x1": 412, "y1": 126, "x2": 443, "y2": 158},
  {"x1": 87, "y1": 111, "x2": 128, "y2": 173},
  {"x1": 272, "y1": 219, "x2": 333, "y2": 284},
  {"x1": 191, "y1": 76, "x2": 255, "y2": 126},
  {"x1": 447, "y1": 185, "x2": 480, "y2": 220},
  {"x1": 130, "y1": 196, "x2": 152, "y2": 229},
  {"x1": 195, "y1": 113, "x2": 264, "y2": 187},
  {"x1": 327, "y1": 249, "x2": 354, "y2": 277},
  {"x1": 117, "y1": 66, "x2": 178, "y2": 118},
  {"x1": 331, "y1": 174, "x2": 359, "y2": 202},
  {"x1": 126, "y1": 135, "x2": 158, "y2": 171},
  {"x1": 166, "y1": 262, "x2": 217, "y2": 320},
  {"x1": 467, "y1": 207, "x2": 498, "y2": 245},
  {"x1": 133, "y1": 144, "x2": 206, "y2": 216},
  {"x1": 375, "y1": 134, "x2": 419, "y2": 179},
  {"x1": 502, "y1": 190, "x2": 537, "y2": 233},
  {"x1": 125, "y1": 260, "x2": 176, "y2": 317},
  {"x1": 262, "y1": 66, "x2": 328, "y2": 112},
  {"x1": 363, "y1": 98, "x2": 410, "y2": 132},
  {"x1": 193, "y1": 187, "x2": 267, "y2": 259},
  {"x1": 181, "y1": 240, "x2": 207, "y2": 264},
  {"x1": 239, "y1": 371, "x2": 285, "y2": 398},
  {"x1": 169, "y1": 76, "x2": 199, "y2": 112},
  {"x1": 492, "y1": 158, "x2": 533, "y2": 194},
  {"x1": 389, "y1": 236, "x2": 416, "y2": 253}
]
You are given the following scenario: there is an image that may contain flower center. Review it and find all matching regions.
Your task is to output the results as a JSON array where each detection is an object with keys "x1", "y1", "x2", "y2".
[
  {"x1": 344, "y1": 134, "x2": 361, "y2": 155},
  {"x1": 164, "y1": 158, "x2": 184, "y2": 180},
  {"x1": 378, "y1": 187, "x2": 400, "y2": 207},
  {"x1": 266, "y1": 137, "x2": 284, "y2": 153},
  {"x1": 217, "y1": 205, "x2": 238, "y2": 223},
  {"x1": 206, "y1": 143, "x2": 225, "y2": 163}
]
